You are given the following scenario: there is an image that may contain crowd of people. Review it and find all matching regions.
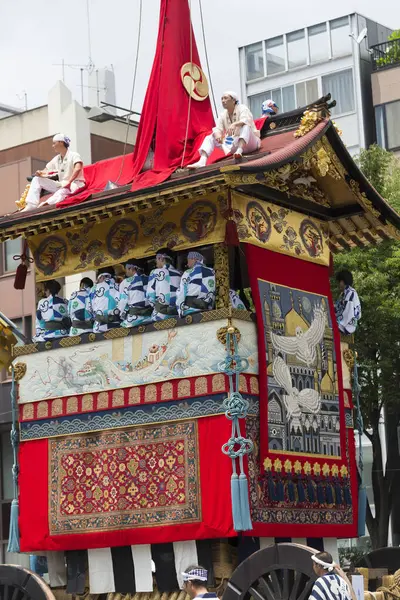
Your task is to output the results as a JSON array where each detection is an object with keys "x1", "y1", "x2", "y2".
[{"x1": 34, "y1": 248, "x2": 246, "y2": 342}]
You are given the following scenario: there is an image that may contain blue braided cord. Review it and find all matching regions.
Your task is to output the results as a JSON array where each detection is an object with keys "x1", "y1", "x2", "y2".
[{"x1": 223, "y1": 392, "x2": 250, "y2": 420}]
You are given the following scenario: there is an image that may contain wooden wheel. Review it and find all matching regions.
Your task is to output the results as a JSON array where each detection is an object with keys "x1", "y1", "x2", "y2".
[
  {"x1": 0, "y1": 565, "x2": 55, "y2": 600},
  {"x1": 223, "y1": 543, "x2": 317, "y2": 600}
]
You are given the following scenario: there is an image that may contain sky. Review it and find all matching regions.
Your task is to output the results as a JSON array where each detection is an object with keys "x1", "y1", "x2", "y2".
[{"x1": 1, "y1": 0, "x2": 400, "y2": 114}]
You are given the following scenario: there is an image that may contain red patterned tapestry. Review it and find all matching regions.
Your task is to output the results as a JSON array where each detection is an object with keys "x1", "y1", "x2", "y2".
[
  {"x1": 19, "y1": 414, "x2": 237, "y2": 551},
  {"x1": 245, "y1": 244, "x2": 357, "y2": 537}
]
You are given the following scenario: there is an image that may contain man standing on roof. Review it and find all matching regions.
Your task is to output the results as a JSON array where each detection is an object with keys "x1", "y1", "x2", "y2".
[
  {"x1": 176, "y1": 251, "x2": 215, "y2": 318},
  {"x1": 146, "y1": 248, "x2": 181, "y2": 321},
  {"x1": 187, "y1": 91, "x2": 260, "y2": 169},
  {"x1": 22, "y1": 134, "x2": 85, "y2": 212},
  {"x1": 118, "y1": 258, "x2": 152, "y2": 328},
  {"x1": 181, "y1": 566, "x2": 216, "y2": 600},
  {"x1": 87, "y1": 267, "x2": 120, "y2": 333},
  {"x1": 335, "y1": 270, "x2": 361, "y2": 335},
  {"x1": 310, "y1": 552, "x2": 352, "y2": 600}
]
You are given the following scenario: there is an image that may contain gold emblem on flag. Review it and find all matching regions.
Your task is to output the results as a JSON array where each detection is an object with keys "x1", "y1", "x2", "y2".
[{"x1": 180, "y1": 62, "x2": 209, "y2": 101}]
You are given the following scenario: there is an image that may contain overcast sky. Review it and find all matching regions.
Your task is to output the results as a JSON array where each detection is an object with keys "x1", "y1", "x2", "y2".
[{"x1": 1, "y1": 0, "x2": 400, "y2": 114}]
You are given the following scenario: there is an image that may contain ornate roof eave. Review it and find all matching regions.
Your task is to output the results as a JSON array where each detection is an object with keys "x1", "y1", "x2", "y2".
[
  {"x1": 0, "y1": 172, "x2": 227, "y2": 243},
  {"x1": 221, "y1": 121, "x2": 400, "y2": 250}
]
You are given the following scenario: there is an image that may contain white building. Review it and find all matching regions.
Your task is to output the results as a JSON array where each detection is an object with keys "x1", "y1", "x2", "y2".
[{"x1": 239, "y1": 14, "x2": 392, "y2": 155}]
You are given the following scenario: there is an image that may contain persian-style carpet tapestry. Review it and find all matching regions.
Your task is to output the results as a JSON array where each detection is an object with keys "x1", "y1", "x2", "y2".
[
  {"x1": 245, "y1": 244, "x2": 357, "y2": 538},
  {"x1": 49, "y1": 421, "x2": 200, "y2": 535}
]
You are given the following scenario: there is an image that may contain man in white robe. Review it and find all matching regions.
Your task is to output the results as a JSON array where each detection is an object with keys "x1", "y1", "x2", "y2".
[
  {"x1": 187, "y1": 91, "x2": 260, "y2": 168},
  {"x1": 175, "y1": 251, "x2": 215, "y2": 318},
  {"x1": 22, "y1": 133, "x2": 85, "y2": 212},
  {"x1": 87, "y1": 267, "x2": 120, "y2": 333},
  {"x1": 146, "y1": 248, "x2": 182, "y2": 321},
  {"x1": 68, "y1": 277, "x2": 94, "y2": 336},
  {"x1": 34, "y1": 280, "x2": 70, "y2": 341},
  {"x1": 118, "y1": 259, "x2": 152, "y2": 328},
  {"x1": 335, "y1": 269, "x2": 361, "y2": 334}
]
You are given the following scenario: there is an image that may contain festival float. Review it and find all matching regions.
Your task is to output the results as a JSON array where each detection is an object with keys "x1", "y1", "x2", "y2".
[{"x1": 1, "y1": 0, "x2": 400, "y2": 599}]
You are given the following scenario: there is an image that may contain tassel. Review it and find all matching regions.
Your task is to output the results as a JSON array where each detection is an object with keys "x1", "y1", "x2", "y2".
[
  {"x1": 297, "y1": 477, "x2": 306, "y2": 503},
  {"x1": 334, "y1": 479, "x2": 343, "y2": 505},
  {"x1": 316, "y1": 479, "x2": 325, "y2": 504},
  {"x1": 267, "y1": 473, "x2": 276, "y2": 501},
  {"x1": 287, "y1": 475, "x2": 295, "y2": 502},
  {"x1": 307, "y1": 477, "x2": 315, "y2": 502},
  {"x1": 358, "y1": 485, "x2": 367, "y2": 536},
  {"x1": 276, "y1": 477, "x2": 284, "y2": 501},
  {"x1": 325, "y1": 481, "x2": 334, "y2": 505},
  {"x1": 231, "y1": 473, "x2": 243, "y2": 531},
  {"x1": 225, "y1": 220, "x2": 240, "y2": 246},
  {"x1": 344, "y1": 482, "x2": 352, "y2": 506},
  {"x1": 238, "y1": 473, "x2": 253, "y2": 531},
  {"x1": 13, "y1": 241, "x2": 33, "y2": 290},
  {"x1": 7, "y1": 499, "x2": 20, "y2": 553}
]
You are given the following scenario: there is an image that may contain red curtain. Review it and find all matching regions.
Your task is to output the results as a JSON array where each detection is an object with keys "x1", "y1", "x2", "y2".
[{"x1": 19, "y1": 415, "x2": 235, "y2": 551}]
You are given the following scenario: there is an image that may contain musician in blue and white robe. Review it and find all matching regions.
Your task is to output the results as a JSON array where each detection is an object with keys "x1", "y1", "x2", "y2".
[
  {"x1": 87, "y1": 267, "x2": 120, "y2": 333},
  {"x1": 34, "y1": 280, "x2": 69, "y2": 341},
  {"x1": 230, "y1": 289, "x2": 246, "y2": 310},
  {"x1": 146, "y1": 248, "x2": 182, "y2": 321},
  {"x1": 118, "y1": 258, "x2": 152, "y2": 328},
  {"x1": 68, "y1": 277, "x2": 94, "y2": 336},
  {"x1": 176, "y1": 251, "x2": 215, "y2": 318},
  {"x1": 335, "y1": 269, "x2": 361, "y2": 334},
  {"x1": 310, "y1": 552, "x2": 352, "y2": 600}
]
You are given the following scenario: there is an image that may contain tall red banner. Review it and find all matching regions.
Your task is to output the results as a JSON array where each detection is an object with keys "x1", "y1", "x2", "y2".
[{"x1": 245, "y1": 244, "x2": 357, "y2": 538}]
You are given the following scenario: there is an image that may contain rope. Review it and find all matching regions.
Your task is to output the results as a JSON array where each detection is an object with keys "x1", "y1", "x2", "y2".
[
  {"x1": 114, "y1": 0, "x2": 143, "y2": 184},
  {"x1": 198, "y1": 0, "x2": 218, "y2": 116},
  {"x1": 353, "y1": 359, "x2": 364, "y2": 479},
  {"x1": 7, "y1": 365, "x2": 20, "y2": 552},
  {"x1": 180, "y1": 0, "x2": 194, "y2": 168}
]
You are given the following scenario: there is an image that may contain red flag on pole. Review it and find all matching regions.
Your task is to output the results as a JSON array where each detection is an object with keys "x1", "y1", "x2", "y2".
[{"x1": 131, "y1": 0, "x2": 215, "y2": 191}]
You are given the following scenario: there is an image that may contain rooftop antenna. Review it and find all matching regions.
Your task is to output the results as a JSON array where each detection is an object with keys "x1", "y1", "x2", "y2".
[
  {"x1": 16, "y1": 91, "x2": 28, "y2": 111},
  {"x1": 52, "y1": 0, "x2": 95, "y2": 105}
]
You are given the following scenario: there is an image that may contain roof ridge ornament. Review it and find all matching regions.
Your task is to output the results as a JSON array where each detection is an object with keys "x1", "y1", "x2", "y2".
[{"x1": 294, "y1": 99, "x2": 341, "y2": 139}]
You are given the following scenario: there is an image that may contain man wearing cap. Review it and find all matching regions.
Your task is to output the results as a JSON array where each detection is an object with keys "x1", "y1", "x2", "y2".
[
  {"x1": 310, "y1": 552, "x2": 352, "y2": 600},
  {"x1": 22, "y1": 133, "x2": 85, "y2": 212},
  {"x1": 187, "y1": 91, "x2": 260, "y2": 169},
  {"x1": 176, "y1": 251, "x2": 215, "y2": 318},
  {"x1": 182, "y1": 566, "x2": 217, "y2": 600},
  {"x1": 146, "y1": 248, "x2": 182, "y2": 321},
  {"x1": 87, "y1": 267, "x2": 120, "y2": 333},
  {"x1": 68, "y1": 277, "x2": 94, "y2": 336},
  {"x1": 118, "y1": 258, "x2": 152, "y2": 328},
  {"x1": 262, "y1": 99, "x2": 279, "y2": 117}
]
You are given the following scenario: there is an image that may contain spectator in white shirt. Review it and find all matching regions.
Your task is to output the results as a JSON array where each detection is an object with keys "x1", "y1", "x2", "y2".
[
  {"x1": 22, "y1": 133, "x2": 85, "y2": 212},
  {"x1": 188, "y1": 91, "x2": 260, "y2": 169}
]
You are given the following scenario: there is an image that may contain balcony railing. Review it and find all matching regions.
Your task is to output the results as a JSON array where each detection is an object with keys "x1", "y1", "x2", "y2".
[{"x1": 371, "y1": 38, "x2": 400, "y2": 71}]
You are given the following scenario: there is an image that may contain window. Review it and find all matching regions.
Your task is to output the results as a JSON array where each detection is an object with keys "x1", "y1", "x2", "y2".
[
  {"x1": 3, "y1": 238, "x2": 21, "y2": 273},
  {"x1": 308, "y1": 23, "x2": 329, "y2": 63},
  {"x1": 266, "y1": 36, "x2": 285, "y2": 75},
  {"x1": 9, "y1": 317, "x2": 32, "y2": 346},
  {"x1": 386, "y1": 101, "x2": 400, "y2": 150},
  {"x1": 295, "y1": 78, "x2": 319, "y2": 107},
  {"x1": 375, "y1": 105, "x2": 386, "y2": 149},
  {"x1": 330, "y1": 16, "x2": 352, "y2": 57},
  {"x1": 322, "y1": 69, "x2": 354, "y2": 115},
  {"x1": 287, "y1": 29, "x2": 307, "y2": 69},
  {"x1": 245, "y1": 42, "x2": 264, "y2": 81},
  {"x1": 282, "y1": 85, "x2": 296, "y2": 111}
]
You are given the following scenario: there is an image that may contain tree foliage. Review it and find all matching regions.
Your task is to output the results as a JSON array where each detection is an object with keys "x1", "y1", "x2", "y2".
[{"x1": 333, "y1": 145, "x2": 400, "y2": 549}]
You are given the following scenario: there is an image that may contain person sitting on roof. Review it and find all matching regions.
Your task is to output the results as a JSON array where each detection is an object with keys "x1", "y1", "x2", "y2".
[
  {"x1": 335, "y1": 269, "x2": 361, "y2": 335},
  {"x1": 262, "y1": 99, "x2": 279, "y2": 117},
  {"x1": 187, "y1": 91, "x2": 260, "y2": 169},
  {"x1": 87, "y1": 267, "x2": 120, "y2": 333},
  {"x1": 118, "y1": 258, "x2": 152, "y2": 328},
  {"x1": 68, "y1": 277, "x2": 94, "y2": 336},
  {"x1": 146, "y1": 248, "x2": 182, "y2": 321},
  {"x1": 34, "y1": 280, "x2": 70, "y2": 341},
  {"x1": 176, "y1": 251, "x2": 215, "y2": 318},
  {"x1": 22, "y1": 134, "x2": 85, "y2": 212}
]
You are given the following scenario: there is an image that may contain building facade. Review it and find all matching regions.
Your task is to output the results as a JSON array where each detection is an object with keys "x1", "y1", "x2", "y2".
[
  {"x1": 371, "y1": 35, "x2": 400, "y2": 157},
  {"x1": 0, "y1": 80, "x2": 137, "y2": 563},
  {"x1": 239, "y1": 14, "x2": 392, "y2": 155}
]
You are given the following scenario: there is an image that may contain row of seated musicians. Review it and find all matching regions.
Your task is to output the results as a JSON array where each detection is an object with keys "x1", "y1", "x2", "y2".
[{"x1": 34, "y1": 248, "x2": 246, "y2": 342}]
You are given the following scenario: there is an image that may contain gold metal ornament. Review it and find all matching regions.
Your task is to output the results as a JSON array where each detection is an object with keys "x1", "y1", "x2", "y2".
[
  {"x1": 180, "y1": 63, "x2": 209, "y2": 101},
  {"x1": 13, "y1": 362, "x2": 27, "y2": 381}
]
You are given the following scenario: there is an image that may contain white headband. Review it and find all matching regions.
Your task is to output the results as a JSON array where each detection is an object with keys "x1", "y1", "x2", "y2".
[
  {"x1": 53, "y1": 133, "x2": 71, "y2": 146},
  {"x1": 224, "y1": 90, "x2": 239, "y2": 103},
  {"x1": 312, "y1": 555, "x2": 335, "y2": 572}
]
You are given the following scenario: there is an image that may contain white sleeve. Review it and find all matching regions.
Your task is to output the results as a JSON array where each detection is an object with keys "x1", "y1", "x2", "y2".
[
  {"x1": 212, "y1": 112, "x2": 225, "y2": 136},
  {"x1": 72, "y1": 152, "x2": 83, "y2": 165},
  {"x1": 238, "y1": 105, "x2": 255, "y2": 127},
  {"x1": 45, "y1": 156, "x2": 58, "y2": 171}
]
